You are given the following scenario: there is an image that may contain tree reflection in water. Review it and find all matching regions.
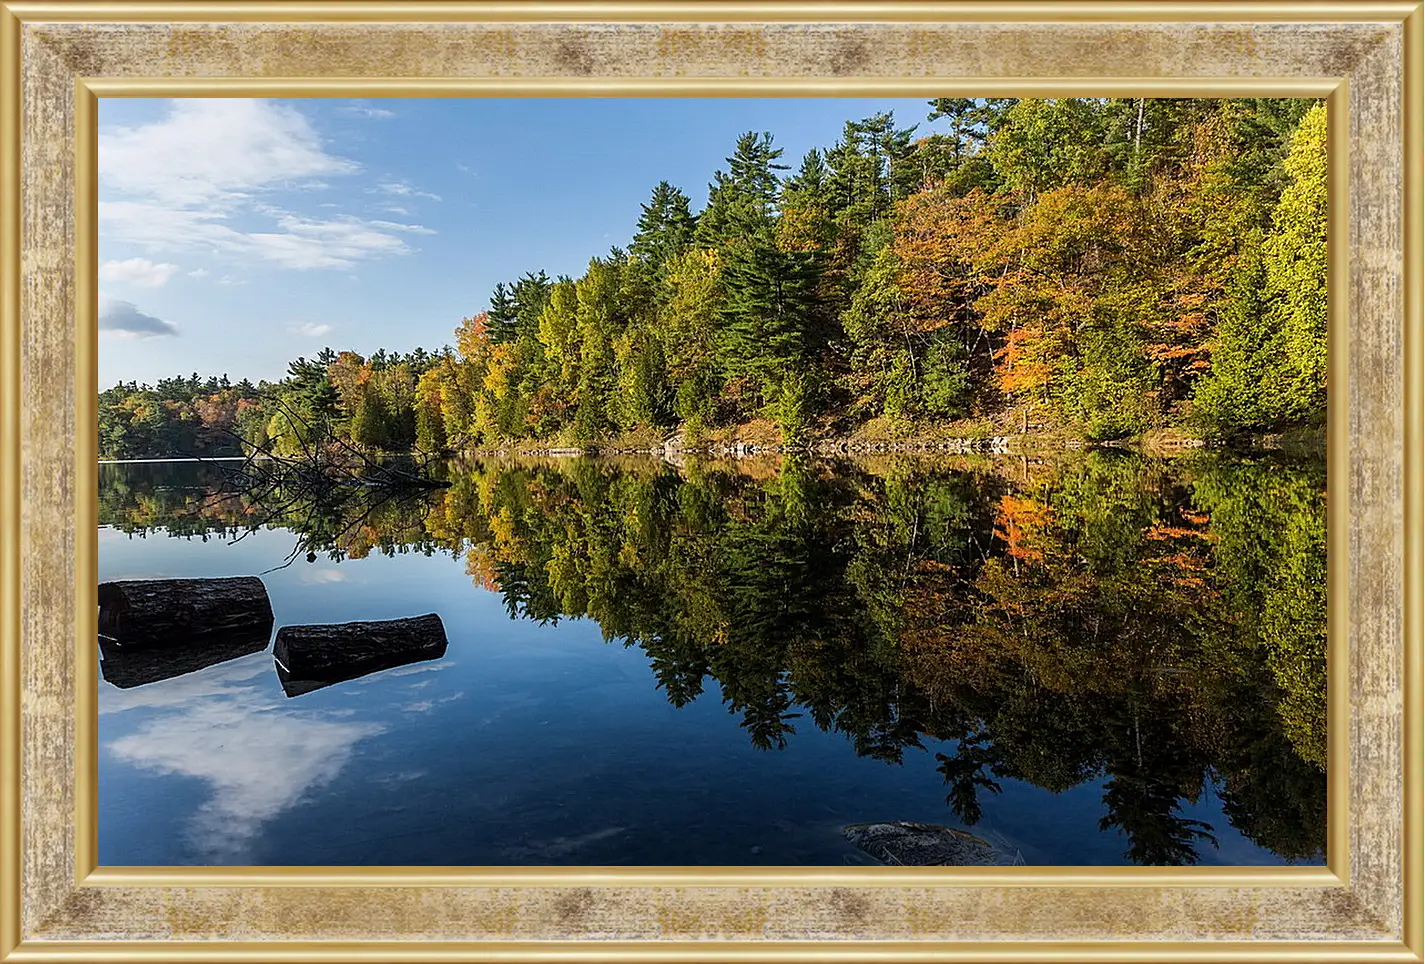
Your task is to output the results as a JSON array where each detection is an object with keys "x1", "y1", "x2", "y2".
[{"x1": 99, "y1": 450, "x2": 1327, "y2": 865}]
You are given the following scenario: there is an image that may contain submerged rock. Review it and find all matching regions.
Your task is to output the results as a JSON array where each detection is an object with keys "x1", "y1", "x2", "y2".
[{"x1": 843, "y1": 821, "x2": 1000, "y2": 866}]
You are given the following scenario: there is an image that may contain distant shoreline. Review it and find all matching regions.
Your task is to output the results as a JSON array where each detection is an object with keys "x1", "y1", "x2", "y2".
[{"x1": 98, "y1": 456, "x2": 275, "y2": 465}]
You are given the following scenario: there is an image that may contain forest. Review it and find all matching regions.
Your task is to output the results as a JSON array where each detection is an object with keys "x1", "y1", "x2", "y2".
[
  {"x1": 98, "y1": 96, "x2": 1328, "y2": 460},
  {"x1": 100, "y1": 450, "x2": 1327, "y2": 865}
]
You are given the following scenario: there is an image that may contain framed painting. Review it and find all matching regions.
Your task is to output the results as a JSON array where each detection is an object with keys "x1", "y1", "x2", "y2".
[{"x1": 1, "y1": 1, "x2": 1420, "y2": 960}]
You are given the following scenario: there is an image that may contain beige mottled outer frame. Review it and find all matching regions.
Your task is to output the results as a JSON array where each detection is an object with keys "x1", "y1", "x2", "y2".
[{"x1": 0, "y1": 2, "x2": 1419, "y2": 961}]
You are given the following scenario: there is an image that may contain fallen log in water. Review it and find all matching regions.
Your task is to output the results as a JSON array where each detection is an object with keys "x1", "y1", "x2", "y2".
[
  {"x1": 98, "y1": 624, "x2": 271, "y2": 689},
  {"x1": 98, "y1": 576, "x2": 274, "y2": 650},
  {"x1": 273, "y1": 613, "x2": 448, "y2": 697}
]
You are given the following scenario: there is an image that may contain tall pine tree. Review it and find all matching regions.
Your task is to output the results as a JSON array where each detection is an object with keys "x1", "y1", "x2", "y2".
[
  {"x1": 697, "y1": 131, "x2": 788, "y2": 247},
  {"x1": 629, "y1": 181, "x2": 697, "y2": 287},
  {"x1": 717, "y1": 230, "x2": 820, "y2": 408},
  {"x1": 487, "y1": 282, "x2": 519, "y2": 344}
]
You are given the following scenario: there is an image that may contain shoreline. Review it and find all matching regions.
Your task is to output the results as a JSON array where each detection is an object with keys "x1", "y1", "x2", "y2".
[
  {"x1": 99, "y1": 428, "x2": 1325, "y2": 464},
  {"x1": 461, "y1": 426, "x2": 1324, "y2": 461},
  {"x1": 468, "y1": 434, "x2": 1080, "y2": 460}
]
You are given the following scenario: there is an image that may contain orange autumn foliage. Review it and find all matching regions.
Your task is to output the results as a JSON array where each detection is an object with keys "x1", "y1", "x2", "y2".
[{"x1": 993, "y1": 494, "x2": 1054, "y2": 563}]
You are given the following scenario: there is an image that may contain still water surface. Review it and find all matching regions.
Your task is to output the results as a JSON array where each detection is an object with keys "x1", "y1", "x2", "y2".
[{"x1": 97, "y1": 453, "x2": 1326, "y2": 866}]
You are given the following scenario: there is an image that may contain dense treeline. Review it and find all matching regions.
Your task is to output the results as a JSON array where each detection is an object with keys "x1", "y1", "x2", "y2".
[
  {"x1": 101, "y1": 450, "x2": 1326, "y2": 864},
  {"x1": 99, "y1": 373, "x2": 259, "y2": 460},
  {"x1": 99, "y1": 97, "x2": 1327, "y2": 459},
  {"x1": 98, "y1": 349, "x2": 445, "y2": 459}
]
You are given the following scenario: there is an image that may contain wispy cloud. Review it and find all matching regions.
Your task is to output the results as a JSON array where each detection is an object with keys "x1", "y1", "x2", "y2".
[
  {"x1": 99, "y1": 99, "x2": 430, "y2": 272},
  {"x1": 98, "y1": 297, "x2": 178, "y2": 338},
  {"x1": 375, "y1": 181, "x2": 441, "y2": 202},
  {"x1": 292, "y1": 322, "x2": 334, "y2": 338},
  {"x1": 100, "y1": 200, "x2": 430, "y2": 271},
  {"x1": 249, "y1": 214, "x2": 428, "y2": 269},
  {"x1": 340, "y1": 99, "x2": 397, "y2": 120},
  {"x1": 100, "y1": 257, "x2": 179, "y2": 288},
  {"x1": 367, "y1": 219, "x2": 435, "y2": 235}
]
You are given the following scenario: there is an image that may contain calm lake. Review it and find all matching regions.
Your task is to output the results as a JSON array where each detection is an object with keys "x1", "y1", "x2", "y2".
[{"x1": 97, "y1": 452, "x2": 1326, "y2": 867}]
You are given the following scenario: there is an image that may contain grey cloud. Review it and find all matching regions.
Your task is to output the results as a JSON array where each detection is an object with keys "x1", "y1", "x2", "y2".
[{"x1": 98, "y1": 299, "x2": 179, "y2": 338}]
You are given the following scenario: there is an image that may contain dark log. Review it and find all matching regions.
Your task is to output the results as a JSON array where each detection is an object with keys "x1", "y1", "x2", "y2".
[
  {"x1": 273, "y1": 613, "x2": 448, "y2": 697},
  {"x1": 98, "y1": 576, "x2": 274, "y2": 650},
  {"x1": 98, "y1": 624, "x2": 270, "y2": 689}
]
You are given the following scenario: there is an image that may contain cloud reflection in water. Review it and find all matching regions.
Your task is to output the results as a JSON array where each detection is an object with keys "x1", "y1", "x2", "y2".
[{"x1": 105, "y1": 652, "x2": 383, "y2": 862}]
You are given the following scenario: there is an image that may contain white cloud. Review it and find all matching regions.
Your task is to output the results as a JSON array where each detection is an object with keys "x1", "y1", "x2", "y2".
[
  {"x1": 187, "y1": 267, "x2": 209, "y2": 278},
  {"x1": 98, "y1": 297, "x2": 178, "y2": 338},
  {"x1": 99, "y1": 257, "x2": 179, "y2": 287},
  {"x1": 340, "y1": 100, "x2": 396, "y2": 120},
  {"x1": 100, "y1": 99, "x2": 358, "y2": 207},
  {"x1": 99, "y1": 200, "x2": 430, "y2": 271},
  {"x1": 99, "y1": 200, "x2": 229, "y2": 250},
  {"x1": 253, "y1": 216, "x2": 424, "y2": 269},
  {"x1": 292, "y1": 322, "x2": 334, "y2": 338},
  {"x1": 375, "y1": 181, "x2": 441, "y2": 202},
  {"x1": 99, "y1": 99, "x2": 431, "y2": 272},
  {"x1": 377, "y1": 221, "x2": 434, "y2": 236}
]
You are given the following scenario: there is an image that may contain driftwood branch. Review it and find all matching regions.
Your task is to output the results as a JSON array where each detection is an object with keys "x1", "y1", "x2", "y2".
[{"x1": 174, "y1": 397, "x2": 454, "y2": 566}]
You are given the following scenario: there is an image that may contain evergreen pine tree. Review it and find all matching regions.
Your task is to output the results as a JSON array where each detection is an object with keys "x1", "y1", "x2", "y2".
[
  {"x1": 630, "y1": 181, "x2": 697, "y2": 286},
  {"x1": 487, "y1": 282, "x2": 519, "y2": 344},
  {"x1": 696, "y1": 131, "x2": 788, "y2": 247},
  {"x1": 513, "y1": 271, "x2": 553, "y2": 340},
  {"x1": 717, "y1": 230, "x2": 820, "y2": 405}
]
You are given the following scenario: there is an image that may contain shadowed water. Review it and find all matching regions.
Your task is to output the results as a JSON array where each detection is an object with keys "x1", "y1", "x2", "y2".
[{"x1": 97, "y1": 451, "x2": 1326, "y2": 867}]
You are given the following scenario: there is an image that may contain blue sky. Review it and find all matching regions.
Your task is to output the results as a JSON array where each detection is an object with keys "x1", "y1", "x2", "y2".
[{"x1": 98, "y1": 97, "x2": 948, "y2": 387}]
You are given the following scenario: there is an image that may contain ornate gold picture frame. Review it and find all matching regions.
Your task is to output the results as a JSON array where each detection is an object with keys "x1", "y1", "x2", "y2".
[{"x1": 2, "y1": 1, "x2": 1420, "y2": 959}]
